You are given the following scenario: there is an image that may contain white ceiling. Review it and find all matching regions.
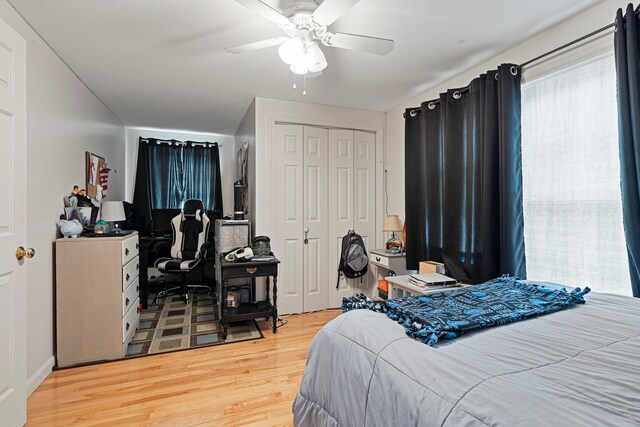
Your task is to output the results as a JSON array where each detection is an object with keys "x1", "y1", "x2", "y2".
[{"x1": 9, "y1": 0, "x2": 601, "y2": 135}]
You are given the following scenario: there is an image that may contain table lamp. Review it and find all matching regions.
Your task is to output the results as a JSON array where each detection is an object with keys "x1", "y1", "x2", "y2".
[
  {"x1": 383, "y1": 215, "x2": 403, "y2": 254},
  {"x1": 100, "y1": 201, "x2": 126, "y2": 233}
]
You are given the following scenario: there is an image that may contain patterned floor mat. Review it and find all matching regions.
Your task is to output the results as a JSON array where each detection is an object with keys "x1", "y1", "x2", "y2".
[{"x1": 125, "y1": 292, "x2": 263, "y2": 358}]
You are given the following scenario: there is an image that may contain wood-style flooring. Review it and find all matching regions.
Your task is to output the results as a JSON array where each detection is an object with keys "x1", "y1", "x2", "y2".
[{"x1": 27, "y1": 309, "x2": 341, "y2": 426}]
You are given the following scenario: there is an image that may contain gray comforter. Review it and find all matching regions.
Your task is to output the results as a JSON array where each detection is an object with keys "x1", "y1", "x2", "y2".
[{"x1": 293, "y1": 292, "x2": 640, "y2": 426}]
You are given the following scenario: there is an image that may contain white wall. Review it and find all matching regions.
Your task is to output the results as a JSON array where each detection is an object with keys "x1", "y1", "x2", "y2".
[
  {"x1": 0, "y1": 0, "x2": 126, "y2": 395},
  {"x1": 385, "y1": 0, "x2": 628, "y2": 222},
  {"x1": 234, "y1": 99, "x2": 256, "y2": 225},
  {"x1": 125, "y1": 128, "x2": 235, "y2": 216}
]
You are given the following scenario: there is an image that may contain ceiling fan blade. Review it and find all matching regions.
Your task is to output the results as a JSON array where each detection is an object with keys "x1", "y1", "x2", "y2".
[
  {"x1": 233, "y1": 0, "x2": 290, "y2": 26},
  {"x1": 324, "y1": 32, "x2": 394, "y2": 55},
  {"x1": 225, "y1": 36, "x2": 289, "y2": 54},
  {"x1": 311, "y1": 0, "x2": 360, "y2": 26}
]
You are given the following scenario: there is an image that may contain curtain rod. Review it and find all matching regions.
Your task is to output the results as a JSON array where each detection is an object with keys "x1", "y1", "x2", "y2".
[
  {"x1": 139, "y1": 138, "x2": 219, "y2": 147},
  {"x1": 404, "y1": 7, "x2": 639, "y2": 119}
]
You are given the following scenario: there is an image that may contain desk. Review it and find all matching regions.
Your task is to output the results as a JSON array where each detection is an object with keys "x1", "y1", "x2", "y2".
[
  {"x1": 138, "y1": 235, "x2": 172, "y2": 309},
  {"x1": 218, "y1": 258, "x2": 279, "y2": 339}
]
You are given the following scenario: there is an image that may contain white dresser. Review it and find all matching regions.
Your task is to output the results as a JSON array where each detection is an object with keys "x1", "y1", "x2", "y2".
[{"x1": 55, "y1": 232, "x2": 140, "y2": 367}]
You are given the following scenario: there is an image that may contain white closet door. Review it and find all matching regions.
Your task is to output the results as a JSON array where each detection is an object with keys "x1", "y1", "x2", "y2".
[
  {"x1": 272, "y1": 124, "x2": 304, "y2": 314},
  {"x1": 303, "y1": 126, "x2": 329, "y2": 312},
  {"x1": 328, "y1": 129, "x2": 355, "y2": 307},
  {"x1": 353, "y1": 131, "x2": 377, "y2": 289}
]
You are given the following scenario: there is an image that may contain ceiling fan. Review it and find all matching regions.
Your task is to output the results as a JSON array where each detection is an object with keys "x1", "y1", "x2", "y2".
[{"x1": 226, "y1": 0, "x2": 394, "y2": 78}]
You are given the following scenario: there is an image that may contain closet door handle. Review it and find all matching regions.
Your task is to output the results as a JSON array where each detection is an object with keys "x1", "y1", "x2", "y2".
[{"x1": 304, "y1": 226, "x2": 309, "y2": 245}]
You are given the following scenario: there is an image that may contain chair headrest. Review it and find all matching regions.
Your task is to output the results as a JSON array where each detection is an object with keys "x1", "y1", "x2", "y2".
[{"x1": 183, "y1": 199, "x2": 204, "y2": 217}]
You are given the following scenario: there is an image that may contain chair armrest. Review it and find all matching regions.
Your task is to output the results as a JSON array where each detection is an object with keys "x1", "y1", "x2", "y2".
[{"x1": 201, "y1": 241, "x2": 215, "y2": 258}]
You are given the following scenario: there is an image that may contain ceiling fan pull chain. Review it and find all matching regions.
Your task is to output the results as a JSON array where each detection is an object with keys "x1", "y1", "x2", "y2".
[
  {"x1": 303, "y1": 74, "x2": 307, "y2": 96},
  {"x1": 293, "y1": 72, "x2": 297, "y2": 90}
]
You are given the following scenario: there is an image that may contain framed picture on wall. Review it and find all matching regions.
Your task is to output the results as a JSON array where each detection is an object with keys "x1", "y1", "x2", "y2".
[{"x1": 85, "y1": 151, "x2": 105, "y2": 198}]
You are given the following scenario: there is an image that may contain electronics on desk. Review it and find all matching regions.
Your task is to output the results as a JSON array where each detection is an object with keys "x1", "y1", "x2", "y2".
[
  {"x1": 224, "y1": 246, "x2": 254, "y2": 262},
  {"x1": 215, "y1": 219, "x2": 251, "y2": 254}
]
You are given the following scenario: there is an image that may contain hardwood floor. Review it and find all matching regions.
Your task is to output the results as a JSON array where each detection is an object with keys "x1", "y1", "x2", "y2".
[{"x1": 27, "y1": 309, "x2": 341, "y2": 426}]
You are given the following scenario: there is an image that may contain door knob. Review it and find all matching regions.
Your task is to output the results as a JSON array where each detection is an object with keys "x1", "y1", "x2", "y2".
[{"x1": 16, "y1": 246, "x2": 35, "y2": 260}]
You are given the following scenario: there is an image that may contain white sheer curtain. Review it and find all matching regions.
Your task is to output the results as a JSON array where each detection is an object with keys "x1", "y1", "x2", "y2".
[{"x1": 521, "y1": 52, "x2": 632, "y2": 296}]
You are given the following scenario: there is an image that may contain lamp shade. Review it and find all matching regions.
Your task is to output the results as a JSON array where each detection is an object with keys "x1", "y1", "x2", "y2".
[
  {"x1": 100, "y1": 201, "x2": 125, "y2": 222},
  {"x1": 383, "y1": 215, "x2": 403, "y2": 232},
  {"x1": 278, "y1": 37, "x2": 305, "y2": 65}
]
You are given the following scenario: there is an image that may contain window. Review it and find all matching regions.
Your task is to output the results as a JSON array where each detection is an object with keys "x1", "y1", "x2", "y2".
[{"x1": 521, "y1": 52, "x2": 632, "y2": 295}]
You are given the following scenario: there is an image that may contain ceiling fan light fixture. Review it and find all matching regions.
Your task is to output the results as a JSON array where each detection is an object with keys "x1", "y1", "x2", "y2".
[
  {"x1": 306, "y1": 43, "x2": 327, "y2": 72},
  {"x1": 278, "y1": 37, "x2": 305, "y2": 65},
  {"x1": 290, "y1": 59, "x2": 309, "y2": 75}
]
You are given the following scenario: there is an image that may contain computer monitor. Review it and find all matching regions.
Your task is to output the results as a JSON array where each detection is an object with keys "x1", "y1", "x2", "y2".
[{"x1": 151, "y1": 208, "x2": 181, "y2": 235}]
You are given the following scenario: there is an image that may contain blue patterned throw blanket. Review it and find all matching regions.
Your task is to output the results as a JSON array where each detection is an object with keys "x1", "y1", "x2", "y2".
[{"x1": 342, "y1": 276, "x2": 590, "y2": 347}]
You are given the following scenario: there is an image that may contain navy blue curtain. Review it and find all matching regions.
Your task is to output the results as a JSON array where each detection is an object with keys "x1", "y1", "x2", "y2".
[
  {"x1": 614, "y1": 4, "x2": 640, "y2": 297},
  {"x1": 133, "y1": 138, "x2": 224, "y2": 225},
  {"x1": 404, "y1": 64, "x2": 526, "y2": 284}
]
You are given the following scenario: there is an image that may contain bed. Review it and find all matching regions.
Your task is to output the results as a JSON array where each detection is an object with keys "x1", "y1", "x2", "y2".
[{"x1": 293, "y1": 291, "x2": 640, "y2": 426}]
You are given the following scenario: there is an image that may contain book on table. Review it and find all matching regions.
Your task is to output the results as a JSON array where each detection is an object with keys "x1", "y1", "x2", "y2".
[{"x1": 407, "y1": 273, "x2": 458, "y2": 288}]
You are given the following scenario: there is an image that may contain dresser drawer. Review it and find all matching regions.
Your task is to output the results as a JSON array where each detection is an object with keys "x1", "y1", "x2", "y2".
[
  {"x1": 371, "y1": 253, "x2": 390, "y2": 268},
  {"x1": 122, "y1": 298, "x2": 140, "y2": 343},
  {"x1": 121, "y1": 235, "x2": 139, "y2": 265},
  {"x1": 122, "y1": 255, "x2": 140, "y2": 291},
  {"x1": 122, "y1": 277, "x2": 139, "y2": 317}
]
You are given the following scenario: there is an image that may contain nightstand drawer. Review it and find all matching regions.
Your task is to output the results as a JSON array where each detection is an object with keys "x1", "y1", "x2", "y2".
[
  {"x1": 122, "y1": 277, "x2": 139, "y2": 317},
  {"x1": 371, "y1": 253, "x2": 390, "y2": 268},
  {"x1": 121, "y1": 235, "x2": 139, "y2": 265},
  {"x1": 122, "y1": 255, "x2": 139, "y2": 291}
]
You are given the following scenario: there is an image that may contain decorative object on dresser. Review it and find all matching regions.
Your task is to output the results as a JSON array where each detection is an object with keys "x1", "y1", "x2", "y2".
[
  {"x1": 100, "y1": 200, "x2": 126, "y2": 233},
  {"x1": 419, "y1": 260, "x2": 445, "y2": 274},
  {"x1": 383, "y1": 215, "x2": 403, "y2": 253},
  {"x1": 55, "y1": 232, "x2": 140, "y2": 368}
]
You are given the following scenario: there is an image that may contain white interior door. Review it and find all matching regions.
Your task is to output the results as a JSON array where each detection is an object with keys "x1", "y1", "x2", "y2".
[
  {"x1": 0, "y1": 17, "x2": 28, "y2": 427},
  {"x1": 328, "y1": 129, "x2": 355, "y2": 308},
  {"x1": 302, "y1": 126, "x2": 329, "y2": 312},
  {"x1": 272, "y1": 124, "x2": 304, "y2": 314},
  {"x1": 353, "y1": 131, "x2": 377, "y2": 292}
]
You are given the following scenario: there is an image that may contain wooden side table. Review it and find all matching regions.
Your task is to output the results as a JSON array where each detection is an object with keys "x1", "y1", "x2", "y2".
[{"x1": 217, "y1": 258, "x2": 280, "y2": 339}]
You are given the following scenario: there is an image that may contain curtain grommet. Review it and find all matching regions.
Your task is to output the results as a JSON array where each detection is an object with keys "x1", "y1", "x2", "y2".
[
  {"x1": 428, "y1": 102, "x2": 436, "y2": 110},
  {"x1": 495, "y1": 73, "x2": 499, "y2": 80},
  {"x1": 453, "y1": 91, "x2": 462, "y2": 100},
  {"x1": 409, "y1": 109, "x2": 418, "y2": 117},
  {"x1": 510, "y1": 66, "x2": 518, "y2": 76}
]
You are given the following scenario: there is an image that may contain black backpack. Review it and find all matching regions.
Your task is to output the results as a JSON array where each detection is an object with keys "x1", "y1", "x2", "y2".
[{"x1": 336, "y1": 230, "x2": 369, "y2": 289}]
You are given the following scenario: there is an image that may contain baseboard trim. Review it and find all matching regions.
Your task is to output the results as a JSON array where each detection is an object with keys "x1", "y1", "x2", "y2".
[{"x1": 27, "y1": 355, "x2": 55, "y2": 397}]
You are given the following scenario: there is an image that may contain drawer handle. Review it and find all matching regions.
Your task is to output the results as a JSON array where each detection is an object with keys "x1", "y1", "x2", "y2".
[
  {"x1": 136, "y1": 243, "x2": 139, "y2": 250},
  {"x1": 125, "y1": 248, "x2": 130, "y2": 256},
  {"x1": 136, "y1": 285, "x2": 139, "y2": 292},
  {"x1": 137, "y1": 306, "x2": 141, "y2": 314},
  {"x1": 126, "y1": 273, "x2": 130, "y2": 281},
  {"x1": 246, "y1": 267, "x2": 257, "y2": 274},
  {"x1": 125, "y1": 297, "x2": 130, "y2": 306},
  {"x1": 376, "y1": 256, "x2": 381, "y2": 262},
  {"x1": 126, "y1": 322, "x2": 130, "y2": 331},
  {"x1": 136, "y1": 263, "x2": 139, "y2": 271}
]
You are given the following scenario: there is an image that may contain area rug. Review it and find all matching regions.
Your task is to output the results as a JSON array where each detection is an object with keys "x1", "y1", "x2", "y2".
[{"x1": 125, "y1": 292, "x2": 263, "y2": 358}]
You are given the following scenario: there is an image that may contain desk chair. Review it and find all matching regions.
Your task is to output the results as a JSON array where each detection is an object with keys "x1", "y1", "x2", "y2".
[{"x1": 154, "y1": 199, "x2": 213, "y2": 304}]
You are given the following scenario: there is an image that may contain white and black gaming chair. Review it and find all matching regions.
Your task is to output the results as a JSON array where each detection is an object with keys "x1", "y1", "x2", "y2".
[{"x1": 154, "y1": 199, "x2": 214, "y2": 304}]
